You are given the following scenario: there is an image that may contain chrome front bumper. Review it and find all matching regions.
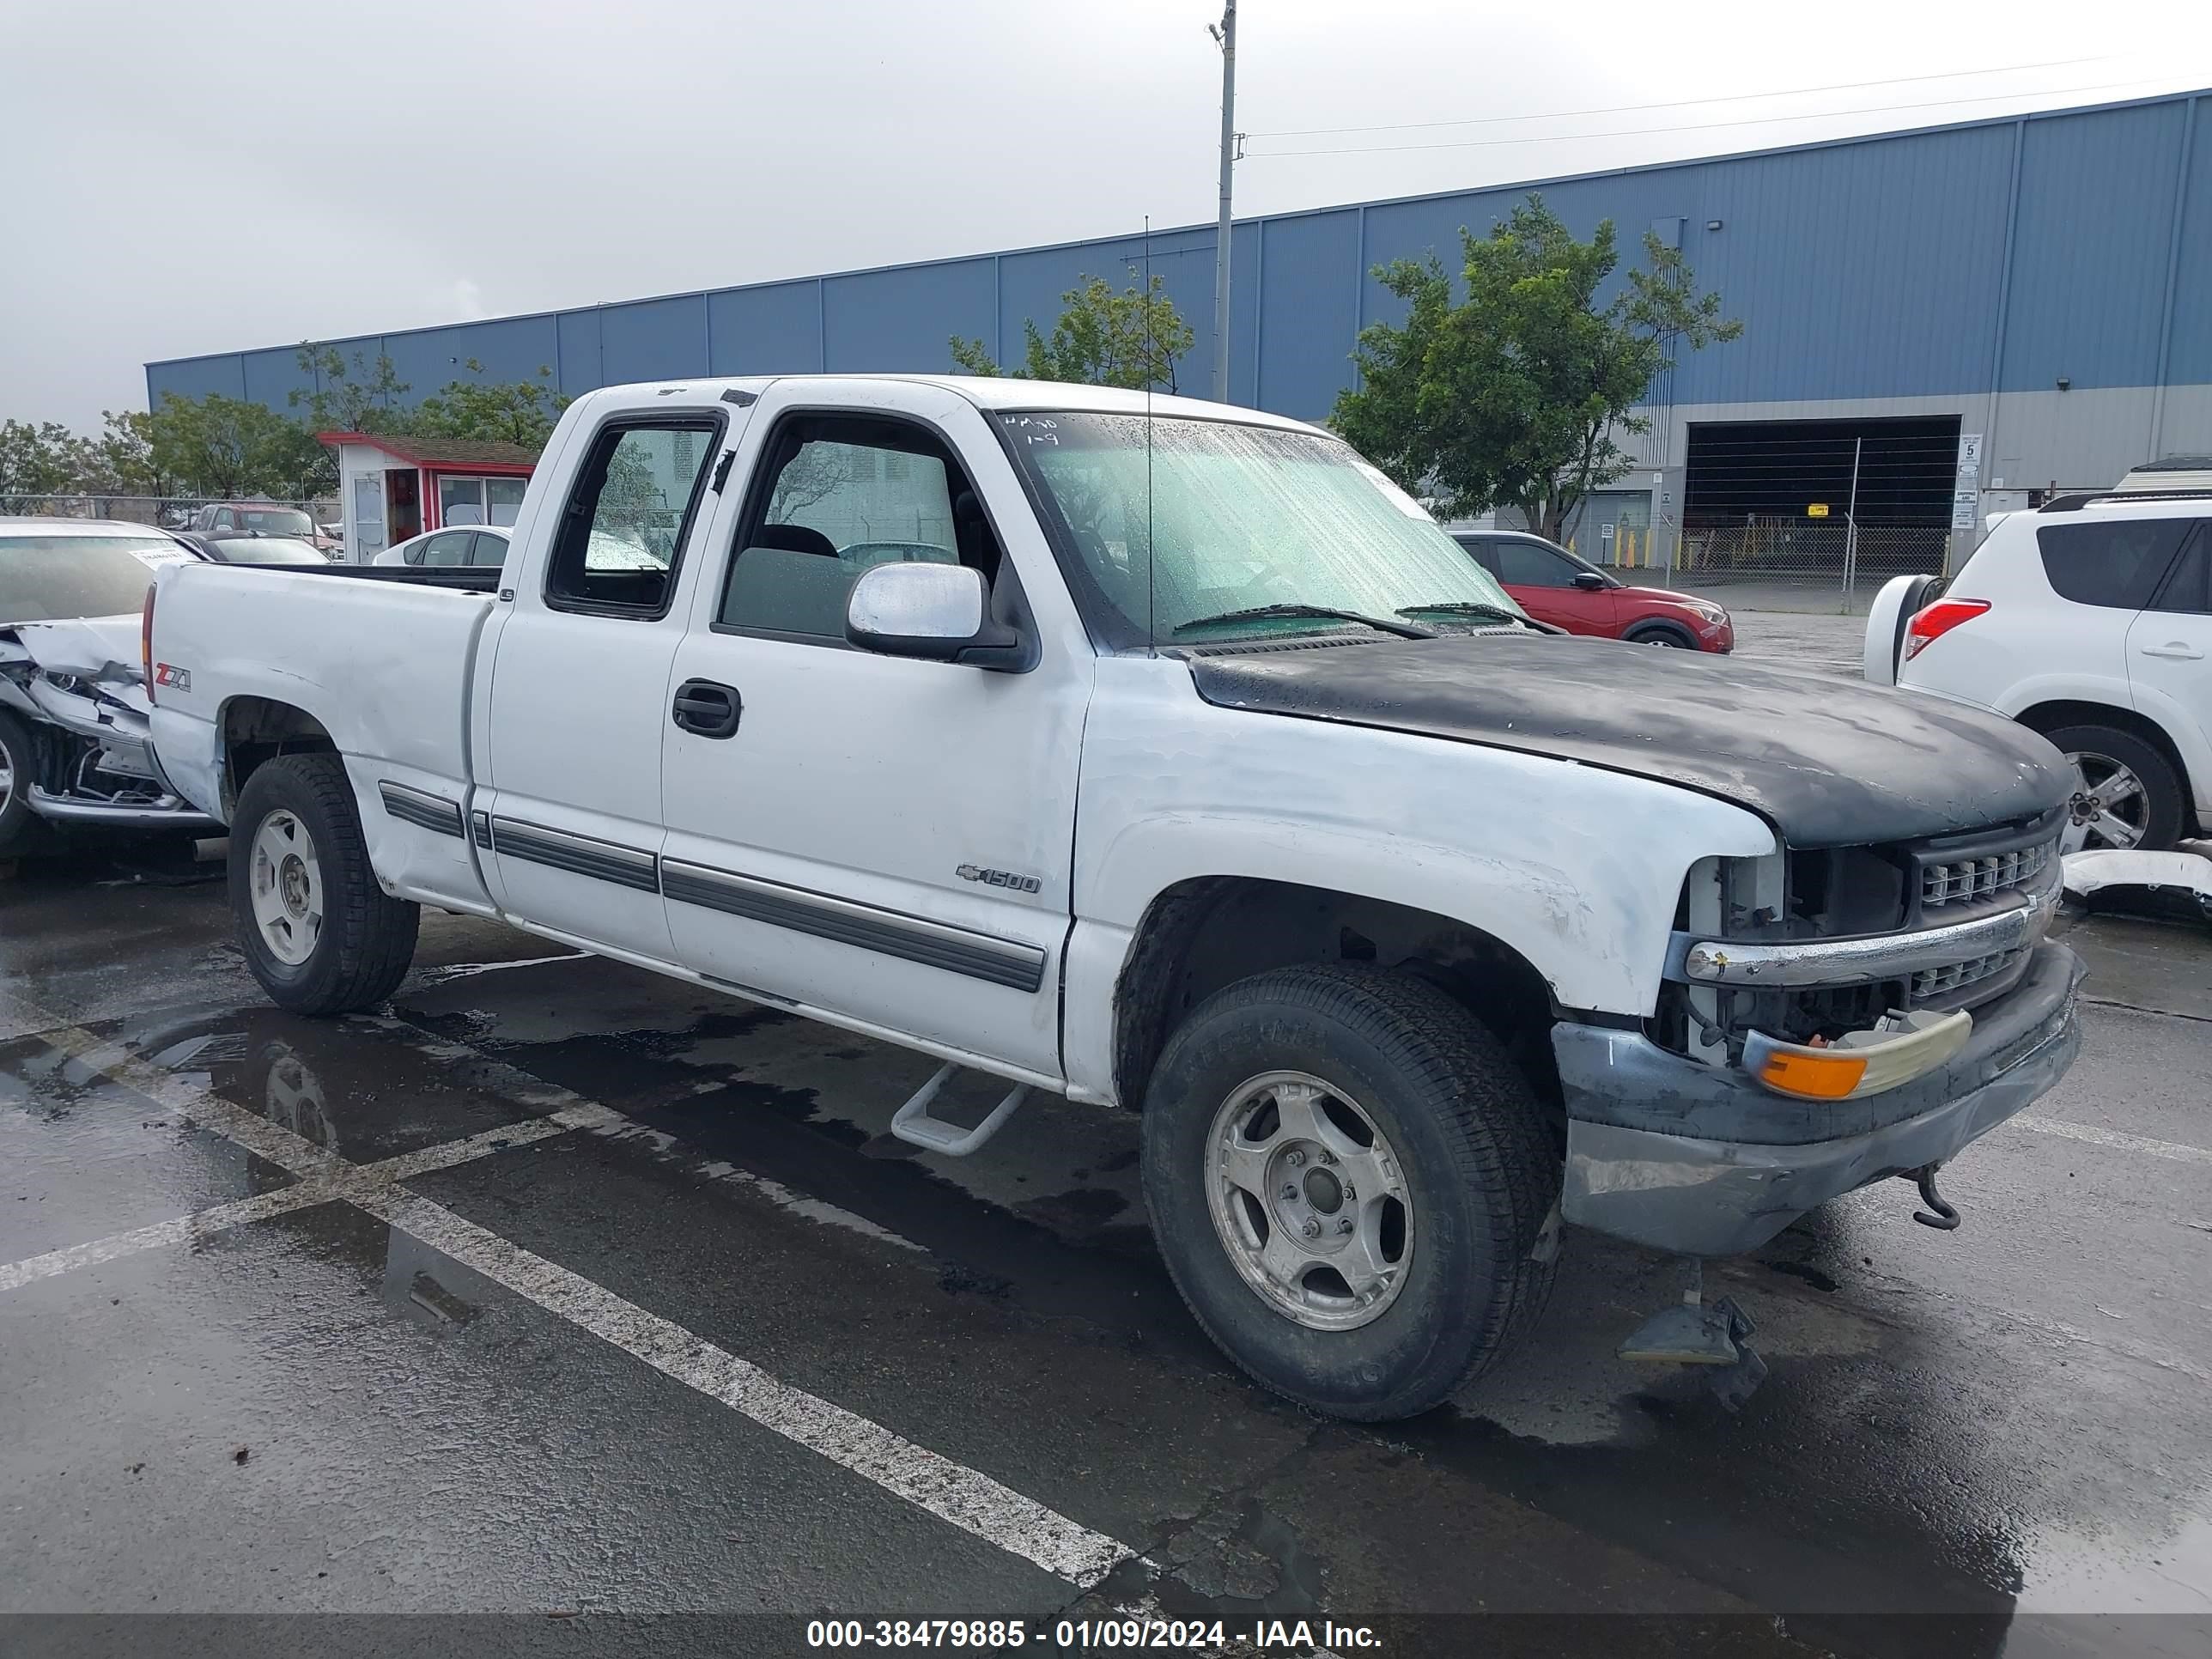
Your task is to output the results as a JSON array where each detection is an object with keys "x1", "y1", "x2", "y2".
[
  {"x1": 1553, "y1": 942, "x2": 2084, "y2": 1255},
  {"x1": 1665, "y1": 883, "x2": 2056, "y2": 989}
]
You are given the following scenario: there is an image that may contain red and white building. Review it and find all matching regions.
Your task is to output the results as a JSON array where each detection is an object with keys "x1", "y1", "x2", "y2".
[{"x1": 319, "y1": 432, "x2": 538, "y2": 563}]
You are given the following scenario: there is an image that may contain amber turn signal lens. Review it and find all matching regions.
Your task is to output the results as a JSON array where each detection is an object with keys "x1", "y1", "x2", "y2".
[{"x1": 1757, "y1": 1049, "x2": 1869, "y2": 1100}]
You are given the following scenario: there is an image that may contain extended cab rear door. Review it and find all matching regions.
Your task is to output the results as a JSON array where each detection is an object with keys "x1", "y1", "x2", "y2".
[
  {"x1": 656, "y1": 382, "x2": 1091, "y2": 1080},
  {"x1": 473, "y1": 397, "x2": 742, "y2": 963}
]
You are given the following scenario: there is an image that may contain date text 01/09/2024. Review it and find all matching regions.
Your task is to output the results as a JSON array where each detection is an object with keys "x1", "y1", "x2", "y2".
[{"x1": 804, "y1": 1618, "x2": 1382, "y2": 1650}]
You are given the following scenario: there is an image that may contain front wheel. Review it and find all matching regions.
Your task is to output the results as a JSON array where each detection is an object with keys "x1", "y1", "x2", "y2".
[
  {"x1": 1140, "y1": 964, "x2": 1559, "y2": 1421},
  {"x1": 1624, "y1": 621, "x2": 1698, "y2": 648},
  {"x1": 0, "y1": 709, "x2": 37, "y2": 858},
  {"x1": 229, "y1": 754, "x2": 419, "y2": 1014}
]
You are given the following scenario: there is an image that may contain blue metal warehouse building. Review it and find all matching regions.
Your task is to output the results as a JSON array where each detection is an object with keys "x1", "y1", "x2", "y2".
[{"x1": 150, "y1": 88, "x2": 2209, "y2": 565}]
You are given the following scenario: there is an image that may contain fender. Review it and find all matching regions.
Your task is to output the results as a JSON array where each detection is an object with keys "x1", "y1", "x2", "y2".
[{"x1": 1060, "y1": 658, "x2": 1775, "y2": 1102}]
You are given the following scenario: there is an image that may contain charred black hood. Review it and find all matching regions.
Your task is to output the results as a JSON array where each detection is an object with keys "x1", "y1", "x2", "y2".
[{"x1": 1185, "y1": 634, "x2": 2071, "y2": 848}]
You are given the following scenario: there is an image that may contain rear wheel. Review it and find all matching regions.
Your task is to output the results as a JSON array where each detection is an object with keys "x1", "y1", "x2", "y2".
[
  {"x1": 1140, "y1": 963, "x2": 1559, "y2": 1421},
  {"x1": 2043, "y1": 723, "x2": 2185, "y2": 853},
  {"x1": 229, "y1": 754, "x2": 418, "y2": 1014}
]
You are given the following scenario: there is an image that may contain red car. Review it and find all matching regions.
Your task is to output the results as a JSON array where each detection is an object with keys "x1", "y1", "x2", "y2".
[{"x1": 1455, "y1": 531, "x2": 1734, "y2": 652}]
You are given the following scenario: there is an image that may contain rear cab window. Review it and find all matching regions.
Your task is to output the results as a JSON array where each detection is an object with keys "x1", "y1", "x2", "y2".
[
  {"x1": 544, "y1": 417, "x2": 722, "y2": 618},
  {"x1": 2035, "y1": 517, "x2": 2192, "y2": 609}
]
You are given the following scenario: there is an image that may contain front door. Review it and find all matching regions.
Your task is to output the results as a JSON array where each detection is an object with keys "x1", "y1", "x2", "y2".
[
  {"x1": 659, "y1": 401, "x2": 1085, "y2": 1079},
  {"x1": 1488, "y1": 537, "x2": 1620, "y2": 635},
  {"x1": 477, "y1": 410, "x2": 731, "y2": 963}
]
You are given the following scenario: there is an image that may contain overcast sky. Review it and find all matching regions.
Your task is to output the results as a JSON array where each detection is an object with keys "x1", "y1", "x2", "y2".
[{"x1": 5, "y1": 0, "x2": 2209, "y2": 428}]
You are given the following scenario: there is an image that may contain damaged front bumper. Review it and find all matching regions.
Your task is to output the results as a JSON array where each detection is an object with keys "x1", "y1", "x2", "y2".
[{"x1": 1552, "y1": 942, "x2": 2084, "y2": 1256}]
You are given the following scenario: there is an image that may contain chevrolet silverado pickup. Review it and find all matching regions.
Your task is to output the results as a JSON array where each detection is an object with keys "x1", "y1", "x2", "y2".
[{"x1": 143, "y1": 375, "x2": 2083, "y2": 1419}]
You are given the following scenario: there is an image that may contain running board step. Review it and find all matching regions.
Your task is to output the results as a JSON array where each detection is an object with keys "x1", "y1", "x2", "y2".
[{"x1": 889, "y1": 1062, "x2": 1030, "y2": 1157}]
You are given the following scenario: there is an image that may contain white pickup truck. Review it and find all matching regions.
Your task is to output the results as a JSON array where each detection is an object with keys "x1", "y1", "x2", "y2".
[{"x1": 144, "y1": 375, "x2": 2084, "y2": 1419}]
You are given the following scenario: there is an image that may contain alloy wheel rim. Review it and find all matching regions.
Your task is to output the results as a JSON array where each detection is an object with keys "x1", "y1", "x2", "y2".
[
  {"x1": 2061, "y1": 750, "x2": 2148, "y2": 854},
  {"x1": 1205, "y1": 1070, "x2": 1414, "y2": 1331},
  {"x1": 248, "y1": 810, "x2": 323, "y2": 965}
]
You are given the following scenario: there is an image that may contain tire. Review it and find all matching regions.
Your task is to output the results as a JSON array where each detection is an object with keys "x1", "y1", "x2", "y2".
[
  {"x1": 228, "y1": 754, "x2": 418, "y2": 1014},
  {"x1": 1139, "y1": 963, "x2": 1559, "y2": 1421},
  {"x1": 1623, "y1": 621, "x2": 1698, "y2": 649},
  {"x1": 0, "y1": 709, "x2": 36, "y2": 858},
  {"x1": 2042, "y1": 722, "x2": 2187, "y2": 853}
]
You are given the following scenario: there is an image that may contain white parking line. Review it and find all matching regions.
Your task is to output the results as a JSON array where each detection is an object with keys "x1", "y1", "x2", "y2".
[
  {"x1": 4, "y1": 1017, "x2": 1139, "y2": 1589},
  {"x1": 2013, "y1": 1114, "x2": 2212, "y2": 1166},
  {"x1": 356, "y1": 1185, "x2": 1132, "y2": 1586}
]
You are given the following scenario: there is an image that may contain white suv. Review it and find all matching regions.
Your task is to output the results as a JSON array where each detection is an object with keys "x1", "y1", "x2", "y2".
[{"x1": 1866, "y1": 490, "x2": 2210, "y2": 853}]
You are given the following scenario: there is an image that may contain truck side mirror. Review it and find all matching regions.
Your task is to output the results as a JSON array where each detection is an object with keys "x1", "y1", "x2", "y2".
[{"x1": 845, "y1": 562, "x2": 1024, "y2": 668}]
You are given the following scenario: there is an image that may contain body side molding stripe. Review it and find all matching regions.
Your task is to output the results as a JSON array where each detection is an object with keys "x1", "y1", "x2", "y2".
[
  {"x1": 661, "y1": 860, "x2": 1047, "y2": 994},
  {"x1": 378, "y1": 781, "x2": 465, "y2": 838},
  {"x1": 490, "y1": 817, "x2": 660, "y2": 893}
]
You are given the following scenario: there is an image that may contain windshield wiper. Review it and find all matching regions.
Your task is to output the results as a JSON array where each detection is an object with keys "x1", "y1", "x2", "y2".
[
  {"x1": 1395, "y1": 600, "x2": 1528, "y2": 628},
  {"x1": 1172, "y1": 604, "x2": 1435, "y2": 640}
]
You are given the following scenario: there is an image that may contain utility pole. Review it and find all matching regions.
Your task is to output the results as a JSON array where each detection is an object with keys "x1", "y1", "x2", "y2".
[{"x1": 1210, "y1": 3, "x2": 1238, "y2": 403}]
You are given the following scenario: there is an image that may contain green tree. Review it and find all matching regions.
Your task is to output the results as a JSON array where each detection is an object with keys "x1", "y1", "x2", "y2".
[
  {"x1": 143, "y1": 392, "x2": 321, "y2": 498},
  {"x1": 951, "y1": 272, "x2": 1194, "y2": 392},
  {"x1": 86, "y1": 410, "x2": 165, "y2": 496},
  {"x1": 412, "y1": 359, "x2": 566, "y2": 448},
  {"x1": 0, "y1": 419, "x2": 85, "y2": 497},
  {"x1": 291, "y1": 344, "x2": 414, "y2": 435},
  {"x1": 1333, "y1": 195, "x2": 1741, "y2": 541}
]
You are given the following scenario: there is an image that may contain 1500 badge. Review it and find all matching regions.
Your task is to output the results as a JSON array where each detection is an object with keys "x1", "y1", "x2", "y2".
[{"x1": 956, "y1": 865, "x2": 1042, "y2": 895}]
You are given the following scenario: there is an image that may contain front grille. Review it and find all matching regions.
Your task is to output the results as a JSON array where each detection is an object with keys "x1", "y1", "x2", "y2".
[
  {"x1": 1921, "y1": 842, "x2": 2051, "y2": 909},
  {"x1": 1912, "y1": 948, "x2": 2025, "y2": 1001}
]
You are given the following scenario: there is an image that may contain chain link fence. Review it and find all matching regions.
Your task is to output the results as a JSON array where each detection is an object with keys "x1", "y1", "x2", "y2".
[
  {"x1": 1678, "y1": 520, "x2": 1953, "y2": 587},
  {"x1": 2, "y1": 494, "x2": 340, "y2": 532}
]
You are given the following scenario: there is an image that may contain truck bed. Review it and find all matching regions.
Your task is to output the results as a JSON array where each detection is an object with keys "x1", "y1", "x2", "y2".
[{"x1": 145, "y1": 562, "x2": 498, "y2": 905}]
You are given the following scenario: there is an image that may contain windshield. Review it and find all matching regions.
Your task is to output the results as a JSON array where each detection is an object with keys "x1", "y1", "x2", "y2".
[
  {"x1": 236, "y1": 507, "x2": 313, "y2": 537},
  {"x1": 999, "y1": 411, "x2": 1519, "y2": 645},
  {"x1": 0, "y1": 535, "x2": 191, "y2": 623}
]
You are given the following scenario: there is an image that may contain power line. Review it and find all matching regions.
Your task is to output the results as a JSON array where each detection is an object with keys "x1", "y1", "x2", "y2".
[
  {"x1": 1242, "y1": 54, "x2": 2124, "y2": 141},
  {"x1": 1242, "y1": 75, "x2": 2172, "y2": 160}
]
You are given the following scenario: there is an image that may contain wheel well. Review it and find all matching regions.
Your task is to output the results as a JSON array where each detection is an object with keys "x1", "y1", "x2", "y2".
[
  {"x1": 2014, "y1": 700, "x2": 2197, "y2": 830},
  {"x1": 220, "y1": 696, "x2": 336, "y2": 817},
  {"x1": 1111, "y1": 878, "x2": 1564, "y2": 1121},
  {"x1": 1624, "y1": 617, "x2": 1697, "y2": 646}
]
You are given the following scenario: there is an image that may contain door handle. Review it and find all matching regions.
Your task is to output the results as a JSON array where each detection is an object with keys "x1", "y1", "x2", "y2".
[
  {"x1": 671, "y1": 678, "x2": 741, "y2": 738},
  {"x1": 2140, "y1": 642, "x2": 2205, "y2": 660}
]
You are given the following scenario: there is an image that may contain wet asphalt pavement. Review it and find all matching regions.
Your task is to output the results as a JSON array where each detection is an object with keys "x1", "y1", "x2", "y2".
[{"x1": 3, "y1": 847, "x2": 2209, "y2": 1659}]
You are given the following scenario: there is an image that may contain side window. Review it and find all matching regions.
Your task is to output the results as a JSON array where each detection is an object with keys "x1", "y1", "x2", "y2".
[
  {"x1": 2149, "y1": 531, "x2": 2209, "y2": 615},
  {"x1": 2036, "y1": 519, "x2": 2190, "y2": 610},
  {"x1": 213, "y1": 509, "x2": 235, "y2": 532},
  {"x1": 719, "y1": 416, "x2": 994, "y2": 641},
  {"x1": 1492, "y1": 540, "x2": 1574, "y2": 587},
  {"x1": 544, "y1": 418, "x2": 719, "y2": 617},
  {"x1": 467, "y1": 532, "x2": 507, "y2": 568},
  {"x1": 420, "y1": 531, "x2": 473, "y2": 568},
  {"x1": 1454, "y1": 537, "x2": 1503, "y2": 578}
]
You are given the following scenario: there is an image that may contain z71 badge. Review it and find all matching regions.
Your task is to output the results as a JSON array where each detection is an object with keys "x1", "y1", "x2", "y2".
[{"x1": 956, "y1": 864, "x2": 1042, "y2": 895}]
